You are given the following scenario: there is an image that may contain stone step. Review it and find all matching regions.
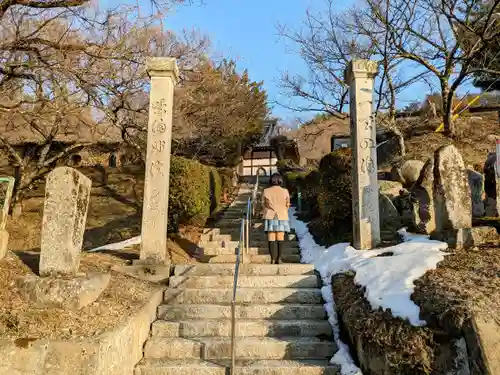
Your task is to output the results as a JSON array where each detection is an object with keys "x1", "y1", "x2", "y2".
[
  {"x1": 207, "y1": 254, "x2": 301, "y2": 264},
  {"x1": 164, "y1": 288, "x2": 322, "y2": 304},
  {"x1": 169, "y1": 275, "x2": 318, "y2": 289},
  {"x1": 199, "y1": 236, "x2": 298, "y2": 245},
  {"x1": 202, "y1": 247, "x2": 300, "y2": 256},
  {"x1": 157, "y1": 304, "x2": 327, "y2": 321},
  {"x1": 202, "y1": 228, "x2": 296, "y2": 236},
  {"x1": 151, "y1": 319, "x2": 332, "y2": 338},
  {"x1": 144, "y1": 337, "x2": 337, "y2": 360},
  {"x1": 135, "y1": 359, "x2": 339, "y2": 375},
  {"x1": 199, "y1": 240, "x2": 298, "y2": 249},
  {"x1": 174, "y1": 264, "x2": 315, "y2": 276}
]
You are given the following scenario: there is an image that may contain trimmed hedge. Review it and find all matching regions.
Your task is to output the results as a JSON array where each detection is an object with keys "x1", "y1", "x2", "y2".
[
  {"x1": 283, "y1": 171, "x2": 308, "y2": 200},
  {"x1": 168, "y1": 156, "x2": 223, "y2": 232}
]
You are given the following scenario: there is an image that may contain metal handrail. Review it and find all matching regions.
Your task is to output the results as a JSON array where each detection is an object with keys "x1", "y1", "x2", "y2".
[
  {"x1": 230, "y1": 219, "x2": 245, "y2": 375},
  {"x1": 230, "y1": 175, "x2": 259, "y2": 375}
]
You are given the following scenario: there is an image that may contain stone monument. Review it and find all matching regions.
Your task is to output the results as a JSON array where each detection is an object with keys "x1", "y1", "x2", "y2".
[
  {"x1": 16, "y1": 167, "x2": 110, "y2": 309},
  {"x1": 344, "y1": 59, "x2": 380, "y2": 249},
  {"x1": 140, "y1": 57, "x2": 179, "y2": 265},
  {"x1": 0, "y1": 176, "x2": 15, "y2": 260}
]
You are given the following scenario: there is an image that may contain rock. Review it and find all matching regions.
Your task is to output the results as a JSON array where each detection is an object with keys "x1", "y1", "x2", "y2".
[
  {"x1": 379, "y1": 193, "x2": 401, "y2": 230},
  {"x1": 378, "y1": 180, "x2": 403, "y2": 198},
  {"x1": 0, "y1": 176, "x2": 15, "y2": 231},
  {"x1": 433, "y1": 145, "x2": 472, "y2": 232},
  {"x1": 0, "y1": 230, "x2": 8, "y2": 260},
  {"x1": 485, "y1": 197, "x2": 498, "y2": 217},
  {"x1": 112, "y1": 263, "x2": 171, "y2": 283},
  {"x1": 411, "y1": 157, "x2": 436, "y2": 234},
  {"x1": 467, "y1": 169, "x2": 485, "y2": 217},
  {"x1": 430, "y1": 226, "x2": 498, "y2": 249},
  {"x1": 391, "y1": 160, "x2": 424, "y2": 187},
  {"x1": 39, "y1": 167, "x2": 92, "y2": 277},
  {"x1": 15, "y1": 272, "x2": 110, "y2": 310}
]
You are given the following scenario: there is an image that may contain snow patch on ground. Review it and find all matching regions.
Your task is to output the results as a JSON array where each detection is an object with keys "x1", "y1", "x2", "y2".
[
  {"x1": 289, "y1": 208, "x2": 449, "y2": 375},
  {"x1": 87, "y1": 236, "x2": 141, "y2": 252}
]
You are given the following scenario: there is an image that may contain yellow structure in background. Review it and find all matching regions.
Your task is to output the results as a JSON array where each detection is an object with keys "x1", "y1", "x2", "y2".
[{"x1": 435, "y1": 94, "x2": 481, "y2": 133}]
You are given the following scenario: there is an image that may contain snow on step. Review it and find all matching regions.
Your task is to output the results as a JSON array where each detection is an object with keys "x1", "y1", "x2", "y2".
[
  {"x1": 135, "y1": 359, "x2": 339, "y2": 375},
  {"x1": 168, "y1": 275, "x2": 318, "y2": 289},
  {"x1": 151, "y1": 319, "x2": 332, "y2": 338},
  {"x1": 144, "y1": 337, "x2": 337, "y2": 360},
  {"x1": 174, "y1": 263, "x2": 315, "y2": 276},
  {"x1": 164, "y1": 288, "x2": 322, "y2": 304},
  {"x1": 158, "y1": 304, "x2": 327, "y2": 320}
]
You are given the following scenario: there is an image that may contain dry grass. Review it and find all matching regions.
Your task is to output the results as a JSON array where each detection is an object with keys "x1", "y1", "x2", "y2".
[
  {"x1": 400, "y1": 112, "x2": 499, "y2": 167},
  {"x1": 0, "y1": 251, "x2": 159, "y2": 340},
  {"x1": 0, "y1": 165, "x2": 211, "y2": 340},
  {"x1": 413, "y1": 246, "x2": 500, "y2": 335}
]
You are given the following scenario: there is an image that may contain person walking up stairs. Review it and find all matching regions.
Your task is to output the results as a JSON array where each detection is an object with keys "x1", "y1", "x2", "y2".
[{"x1": 135, "y1": 180, "x2": 339, "y2": 375}]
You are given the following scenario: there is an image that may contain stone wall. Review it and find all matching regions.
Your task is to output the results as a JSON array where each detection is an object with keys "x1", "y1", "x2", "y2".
[{"x1": 0, "y1": 288, "x2": 163, "y2": 375}]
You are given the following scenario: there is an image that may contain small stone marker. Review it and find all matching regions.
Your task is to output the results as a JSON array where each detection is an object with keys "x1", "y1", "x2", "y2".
[
  {"x1": 39, "y1": 167, "x2": 92, "y2": 276},
  {"x1": 433, "y1": 145, "x2": 472, "y2": 232},
  {"x1": 0, "y1": 176, "x2": 15, "y2": 260},
  {"x1": 411, "y1": 158, "x2": 436, "y2": 234},
  {"x1": 140, "y1": 57, "x2": 179, "y2": 265},
  {"x1": 467, "y1": 169, "x2": 485, "y2": 217},
  {"x1": 344, "y1": 59, "x2": 380, "y2": 249}
]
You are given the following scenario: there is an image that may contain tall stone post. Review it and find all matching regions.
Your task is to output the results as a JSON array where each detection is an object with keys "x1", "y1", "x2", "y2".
[
  {"x1": 344, "y1": 60, "x2": 380, "y2": 250},
  {"x1": 140, "y1": 57, "x2": 179, "y2": 265}
]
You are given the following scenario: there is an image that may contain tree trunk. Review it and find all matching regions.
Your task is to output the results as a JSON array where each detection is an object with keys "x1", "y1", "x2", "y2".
[{"x1": 441, "y1": 85, "x2": 455, "y2": 137}]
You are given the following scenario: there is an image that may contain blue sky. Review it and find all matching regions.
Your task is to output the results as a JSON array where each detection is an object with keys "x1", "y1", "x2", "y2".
[
  {"x1": 165, "y1": 0, "x2": 324, "y2": 124},
  {"x1": 161, "y1": 0, "x2": 478, "y2": 125}
]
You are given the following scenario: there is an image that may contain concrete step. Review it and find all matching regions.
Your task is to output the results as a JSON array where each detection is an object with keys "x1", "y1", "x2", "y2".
[
  {"x1": 169, "y1": 275, "x2": 318, "y2": 289},
  {"x1": 157, "y1": 304, "x2": 327, "y2": 320},
  {"x1": 199, "y1": 236, "x2": 297, "y2": 246},
  {"x1": 206, "y1": 254, "x2": 301, "y2": 264},
  {"x1": 135, "y1": 359, "x2": 339, "y2": 375},
  {"x1": 174, "y1": 264, "x2": 315, "y2": 276},
  {"x1": 151, "y1": 319, "x2": 332, "y2": 338},
  {"x1": 164, "y1": 288, "x2": 323, "y2": 304},
  {"x1": 202, "y1": 247, "x2": 300, "y2": 256},
  {"x1": 144, "y1": 337, "x2": 336, "y2": 360},
  {"x1": 202, "y1": 228, "x2": 296, "y2": 236},
  {"x1": 199, "y1": 240, "x2": 299, "y2": 250}
]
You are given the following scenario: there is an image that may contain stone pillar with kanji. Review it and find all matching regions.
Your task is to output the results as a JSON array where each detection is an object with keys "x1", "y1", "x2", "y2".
[
  {"x1": 140, "y1": 57, "x2": 179, "y2": 264},
  {"x1": 344, "y1": 60, "x2": 380, "y2": 249}
]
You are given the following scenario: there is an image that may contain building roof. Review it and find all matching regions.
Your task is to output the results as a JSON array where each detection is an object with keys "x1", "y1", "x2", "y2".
[
  {"x1": 0, "y1": 106, "x2": 123, "y2": 145},
  {"x1": 255, "y1": 119, "x2": 280, "y2": 148},
  {"x1": 286, "y1": 116, "x2": 350, "y2": 161}
]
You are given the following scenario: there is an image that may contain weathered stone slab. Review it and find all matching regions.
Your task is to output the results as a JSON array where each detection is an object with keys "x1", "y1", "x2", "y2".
[
  {"x1": 430, "y1": 226, "x2": 498, "y2": 249},
  {"x1": 15, "y1": 272, "x2": 110, "y2": 310},
  {"x1": 379, "y1": 193, "x2": 401, "y2": 230},
  {"x1": 112, "y1": 263, "x2": 171, "y2": 283},
  {"x1": 0, "y1": 176, "x2": 15, "y2": 231},
  {"x1": 0, "y1": 229, "x2": 8, "y2": 260},
  {"x1": 433, "y1": 145, "x2": 472, "y2": 232},
  {"x1": 467, "y1": 169, "x2": 485, "y2": 217},
  {"x1": 411, "y1": 157, "x2": 436, "y2": 234},
  {"x1": 39, "y1": 167, "x2": 91, "y2": 277}
]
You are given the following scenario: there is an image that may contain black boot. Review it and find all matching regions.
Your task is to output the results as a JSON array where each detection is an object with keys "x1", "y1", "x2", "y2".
[
  {"x1": 276, "y1": 241, "x2": 283, "y2": 264},
  {"x1": 268, "y1": 241, "x2": 278, "y2": 264}
]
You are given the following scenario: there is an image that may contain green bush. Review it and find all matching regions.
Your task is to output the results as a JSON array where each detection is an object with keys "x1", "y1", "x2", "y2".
[
  {"x1": 168, "y1": 156, "x2": 211, "y2": 232},
  {"x1": 283, "y1": 171, "x2": 308, "y2": 199},
  {"x1": 209, "y1": 167, "x2": 222, "y2": 214},
  {"x1": 302, "y1": 149, "x2": 352, "y2": 245}
]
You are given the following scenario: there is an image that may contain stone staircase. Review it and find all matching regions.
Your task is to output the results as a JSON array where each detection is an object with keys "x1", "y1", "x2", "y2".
[{"x1": 135, "y1": 187, "x2": 339, "y2": 375}]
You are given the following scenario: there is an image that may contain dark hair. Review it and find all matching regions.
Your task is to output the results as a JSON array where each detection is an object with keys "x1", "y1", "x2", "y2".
[{"x1": 269, "y1": 173, "x2": 283, "y2": 187}]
